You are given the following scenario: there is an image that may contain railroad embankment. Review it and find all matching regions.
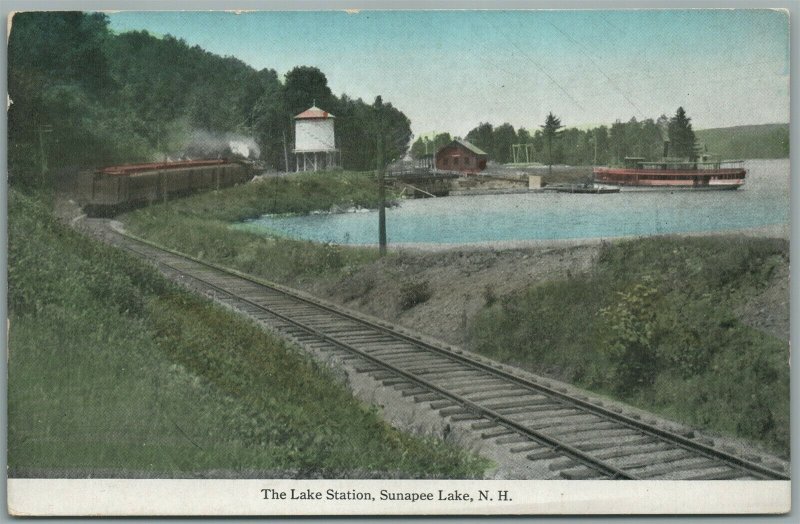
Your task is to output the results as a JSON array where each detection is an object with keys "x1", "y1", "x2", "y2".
[
  {"x1": 120, "y1": 173, "x2": 790, "y2": 457},
  {"x1": 8, "y1": 189, "x2": 488, "y2": 477},
  {"x1": 299, "y1": 236, "x2": 789, "y2": 456}
]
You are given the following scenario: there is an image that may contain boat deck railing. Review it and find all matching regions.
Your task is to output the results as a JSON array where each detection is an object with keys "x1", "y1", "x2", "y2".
[{"x1": 636, "y1": 160, "x2": 745, "y2": 170}]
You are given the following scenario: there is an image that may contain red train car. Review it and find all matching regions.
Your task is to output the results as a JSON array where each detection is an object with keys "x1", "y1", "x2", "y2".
[{"x1": 77, "y1": 159, "x2": 255, "y2": 216}]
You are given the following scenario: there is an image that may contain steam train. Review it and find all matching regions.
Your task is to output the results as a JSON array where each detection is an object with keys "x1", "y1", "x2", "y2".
[{"x1": 76, "y1": 159, "x2": 256, "y2": 216}]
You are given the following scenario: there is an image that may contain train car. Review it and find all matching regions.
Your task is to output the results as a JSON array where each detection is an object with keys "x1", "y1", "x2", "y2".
[{"x1": 78, "y1": 159, "x2": 255, "y2": 216}]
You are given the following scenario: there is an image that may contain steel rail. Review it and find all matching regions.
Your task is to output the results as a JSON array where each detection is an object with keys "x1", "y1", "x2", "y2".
[
  {"x1": 118, "y1": 237, "x2": 634, "y2": 479},
  {"x1": 113, "y1": 227, "x2": 789, "y2": 481}
]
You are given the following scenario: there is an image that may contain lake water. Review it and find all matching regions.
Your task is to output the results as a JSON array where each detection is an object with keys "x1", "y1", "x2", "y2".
[{"x1": 236, "y1": 159, "x2": 789, "y2": 246}]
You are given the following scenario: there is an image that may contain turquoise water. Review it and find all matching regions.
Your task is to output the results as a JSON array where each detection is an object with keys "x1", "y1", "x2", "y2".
[{"x1": 236, "y1": 159, "x2": 789, "y2": 245}]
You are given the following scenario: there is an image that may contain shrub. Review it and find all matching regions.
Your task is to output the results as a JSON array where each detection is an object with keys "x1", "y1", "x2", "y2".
[
  {"x1": 468, "y1": 236, "x2": 789, "y2": 455},
  {"x1": 482, "y1": 284, "x2": 497, "y2": 306},
  {"x1": 399, "y1": 280, "x2": 432, "y2": 310},
  {"x1": 597, "y1": 278, "x2": 659, "y2": 394}
]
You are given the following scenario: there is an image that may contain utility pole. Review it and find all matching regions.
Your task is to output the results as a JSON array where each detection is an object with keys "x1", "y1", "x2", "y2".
[
  {"x1": 282, "y1": 129, "x2": 290, "y2": 173},
  {"x1": 377, "y1": 131, "x2": 387, "y2": 256}
]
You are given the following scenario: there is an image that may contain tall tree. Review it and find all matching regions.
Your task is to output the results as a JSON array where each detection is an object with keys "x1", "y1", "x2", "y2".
[
  {"x1": 249, "y1": 73, "x2": 289, "y2": 169},
  {"x1": 410, "y1": 132, "x2": 451, "y2": 159},
  {"x1": 8, "y1": 12, "x2": 113, "y2": 181},
  {"x1": 465, "y1": 123, "x2": 494, "y2": 159},
  {"x1": 283, "y1": 66, "x2": 335, "y2": 117},
  {"x1": 409, "y1": 136, "x2": 430, "y2": 159},
  {"x1": 639, "y1": 118, "x2": 666, "y2": 160},
  {"x1": 8, "y1": 12, "x2": 415, "y2": 180},
  {"x1": 609, "y1": 120, "x2": 628, "y2": 164},
  {"x1": 593, "y1": 126, "x2": 609, "y2": 165},
  {"x1": 540, "y1": 112, "x2": 564, "y2": 174},
  {"x1": 668, "y1": 107, "x2": 698, "y2": 160},
  {"x1": 372, "y1": 96, "x2": 412, "y2": 166},
  {"x1": 492, "y1": 123, "x2": 516, "y2": 164},
  {"x1": 531, "y1": 130, "x2": 545, "y2": 163}
]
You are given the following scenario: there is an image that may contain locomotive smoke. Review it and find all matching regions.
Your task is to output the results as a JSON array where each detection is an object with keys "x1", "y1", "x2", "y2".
[{"x1": 175, "y1": 129, "x2": 261, "y2": 160}]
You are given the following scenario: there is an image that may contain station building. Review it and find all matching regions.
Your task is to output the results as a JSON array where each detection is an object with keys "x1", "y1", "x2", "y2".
[{"x1": 435, "y1": 139, "x2": 488, "y2": 174}]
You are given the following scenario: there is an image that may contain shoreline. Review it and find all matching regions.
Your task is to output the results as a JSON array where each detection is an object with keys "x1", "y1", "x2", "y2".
[{"x1": 324, "y1": 222, "x2": 791, "y2": 253}]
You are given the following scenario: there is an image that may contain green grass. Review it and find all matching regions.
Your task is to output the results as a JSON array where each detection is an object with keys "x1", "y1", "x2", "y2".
[
  {"x1": 119, "y1": 170, "x2": 790, "y2": 456},
  {"x1": 469, "y1": 236, "x2": 789, "y2": 455},
  {"x1": 696, "y1": 123, "x2": 789, "y2": 159},
  {"x1": 8, "y1": 189, "x2": 489, "y2": 477},
  {"x1": 122, "y1": 170, "x2": 390, "y2": 284},
  {"x1": 140, "y1": 170, "x2": 392, "y2": 222}
]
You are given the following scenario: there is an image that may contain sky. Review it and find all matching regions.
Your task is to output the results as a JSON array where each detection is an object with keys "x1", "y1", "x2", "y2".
[{"x1": 108, "y1": 10, "x2": 790, "y2": 138}]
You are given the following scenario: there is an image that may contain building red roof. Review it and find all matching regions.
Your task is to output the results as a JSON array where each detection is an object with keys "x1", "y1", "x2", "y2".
[{"x1": 294, "y1": 105, "x2": 335, "y2": 120}]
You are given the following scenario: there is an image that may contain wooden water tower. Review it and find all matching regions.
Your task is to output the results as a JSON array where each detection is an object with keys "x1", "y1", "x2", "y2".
[{"x1": 293, "y1": 103, "x2": 341, "y2": 171}]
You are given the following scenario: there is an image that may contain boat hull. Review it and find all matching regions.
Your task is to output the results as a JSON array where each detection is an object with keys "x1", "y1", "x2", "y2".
[{"x1": 593, "y1": 167, "x2": 746, "y2": 190}]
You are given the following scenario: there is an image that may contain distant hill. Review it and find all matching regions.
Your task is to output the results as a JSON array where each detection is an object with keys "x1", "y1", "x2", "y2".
[{"x1": 695, "y1": 123, "x2": 789, "y2": 159}]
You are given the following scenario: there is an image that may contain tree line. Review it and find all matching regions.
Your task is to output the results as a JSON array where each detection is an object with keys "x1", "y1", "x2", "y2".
[
  {"x1": 8, "y1": 12, "x2": 412, "y2": 188},
  {"x1": 410, "y1": 107, "x2": 701, "y2": 166}
]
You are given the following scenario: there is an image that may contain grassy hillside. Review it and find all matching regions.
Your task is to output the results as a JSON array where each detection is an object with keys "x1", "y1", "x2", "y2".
[
  {"x1": 123, "y1": 171, "x2": 393, "y2": 283},
  {"x1": 8, "y1": 190, "x2": 487, "y2": 477},
  {"x1": 469, "y1": 236, "x2": 789, "y2": 455},
  {"x1": 123, "y1": 172, "x2": 790, "y2": 456},
  {"x1": 696, "y1": 123, "x2": 789, "y2": 159}
]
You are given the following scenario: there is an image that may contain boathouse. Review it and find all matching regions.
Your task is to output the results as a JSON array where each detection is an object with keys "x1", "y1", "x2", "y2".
[
  {"x1": 435, "y1": 139, "x2": 488, "y2": 174},
  {"x1": 293, "y1": 104, "x2": 341, "y2": 172}
]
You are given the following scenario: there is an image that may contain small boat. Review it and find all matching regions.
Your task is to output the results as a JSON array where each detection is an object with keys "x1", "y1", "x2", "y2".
[
  {"x1": 543, "y1": 183, "x2": 620, "y2": 194},
  {"x1": 593, "y1": 157, "x2": 746, "y2": 190}
]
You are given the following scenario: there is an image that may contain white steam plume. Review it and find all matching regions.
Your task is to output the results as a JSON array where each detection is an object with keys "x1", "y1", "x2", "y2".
[{"x1": 178, "y1": 129, "x2": 261, "y2": 160}]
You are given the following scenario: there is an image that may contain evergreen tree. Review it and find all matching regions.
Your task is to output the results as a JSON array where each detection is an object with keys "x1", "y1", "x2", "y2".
[
  {"x1": 540, "y1": 112, "x2": 564, "y2": 174},
  {"x1": 668, "y1": 107, "x2": 698, "y2": 160}
]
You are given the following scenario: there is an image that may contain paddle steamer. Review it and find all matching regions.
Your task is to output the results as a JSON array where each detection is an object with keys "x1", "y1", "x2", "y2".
[{"x1": 593, "y1": 156, "x2": 746, "y2": 190}]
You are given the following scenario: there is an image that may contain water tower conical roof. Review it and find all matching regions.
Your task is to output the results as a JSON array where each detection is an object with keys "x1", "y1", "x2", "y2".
[{"x1": 294, "y1": 104, "x2": 335, "y2": 120}]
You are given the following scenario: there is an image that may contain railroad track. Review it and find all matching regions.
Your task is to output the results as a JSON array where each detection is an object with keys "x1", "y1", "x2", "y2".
[{"x1": 108, "y1": 225, "x2": 789, "y2": 481}]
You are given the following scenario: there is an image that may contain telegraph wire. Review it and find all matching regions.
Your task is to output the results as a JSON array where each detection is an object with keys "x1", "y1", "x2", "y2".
[
  {"x1": 547, "y1": 21, "x2": 642, "y2": 114},
  {"x1": 488, "y1": 21, "x2": 586, "y2": 112}
]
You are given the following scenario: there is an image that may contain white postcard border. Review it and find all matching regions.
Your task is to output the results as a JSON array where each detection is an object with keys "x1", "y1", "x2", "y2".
[{"x1": 7, "y1": 479, "x2": 791, "y2": 516}]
